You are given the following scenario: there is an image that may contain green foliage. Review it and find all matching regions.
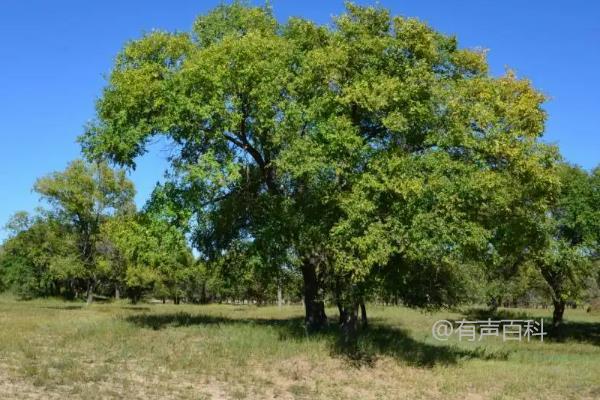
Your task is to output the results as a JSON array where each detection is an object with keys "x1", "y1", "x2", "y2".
[
  {"x1": 34, "y1": 160, "x2": 135, "y2": 265},
  {"x1": 0, "y1": 164, "x2": 199, "y2": 304},
  {"x1": 99, "y1": 213, "x2": 193, "y2": 302},
  {"x1": 34, "y1": 160, "x2": 135, "y2": 224},
  {"x1": 76, "y1": 2, "x2": 570, "y2": 320},
  {"x1": 535, "y1": 164, "x2": 600, "y2": 316},
  {"x1": 485, "y1": 263, "x2": 552, "y2": 308},
  {"x1": 0, "y1": 214, "x2": 81, "y2": 299},
  {"x1": 31, "y1": 159, "x2": 136, "y2": 302}
]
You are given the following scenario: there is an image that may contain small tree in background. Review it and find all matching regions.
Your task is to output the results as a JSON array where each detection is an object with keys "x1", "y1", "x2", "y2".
[
  {"x1": 34, "y1": 159, "x2": 135, "y2": 303},
  {"x1": 536, "y1": 164, "x2": 600, "y2": 327},
  {"x1": 0, "y1": 213, "x2": 82, "y2": 299},
  {"x1": 99, "y1": 214, "x2": 192, "y2": 304}
]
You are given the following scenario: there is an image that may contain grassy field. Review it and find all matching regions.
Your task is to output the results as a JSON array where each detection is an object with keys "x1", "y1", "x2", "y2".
[{"x1": 0, "y1": 296, "x2": 598, "y2": 399}]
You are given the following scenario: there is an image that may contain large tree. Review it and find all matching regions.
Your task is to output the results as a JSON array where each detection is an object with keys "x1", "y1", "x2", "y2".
[
  {"x1": 34, "y1": 159, "x2": 135, "y2": 303},
  {"x1": 80, "y1": 2, "x2": 557, "y2": 330}
]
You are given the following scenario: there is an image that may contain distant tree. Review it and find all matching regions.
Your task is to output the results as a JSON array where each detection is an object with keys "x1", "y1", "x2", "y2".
[
  {"x1": 0, "y1": 163, "x2": 198, "y2": 305},
  {"x1": 535, "y1": 164, "x2": 600, "y2": 327},
  {"x1": 0, "y1": 214, "x2": 80, "y2": 298},
  {"x1": 34, "y1": 160, "x2": 135, "y2": 303},
  {"x1": 99, "y1": 213, "x2": 193, "y2": 304},
  {"x1": 484, "y1": 262, "x2": 552, "y2": 309},
  {"x1": 4, "y1": 211, "x2": 33, "y2": 236}
]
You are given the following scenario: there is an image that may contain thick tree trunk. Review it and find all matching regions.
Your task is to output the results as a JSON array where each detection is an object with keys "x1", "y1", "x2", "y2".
[
  {"x1": 115, "y1": 285, "x2": 120, "y2": 300},
  {"x1": 301, "y1": 258, "x2": 327, "y2": 331},
  {"x1": 552, "y1": 299, "x2": 565, "y2": 328},
  {"x1": 360, "y1": 302, "x2": 368, "y2": 328}
]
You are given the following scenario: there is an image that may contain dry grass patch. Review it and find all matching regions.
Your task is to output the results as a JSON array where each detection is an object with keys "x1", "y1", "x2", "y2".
[{"x1": 0, "y1": 296, "x2": 598, "y2": 399}]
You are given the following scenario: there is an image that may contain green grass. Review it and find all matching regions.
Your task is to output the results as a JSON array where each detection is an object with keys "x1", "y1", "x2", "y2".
[{"x1": 0, "y1": 295, "x2": 598, "y2": 399}]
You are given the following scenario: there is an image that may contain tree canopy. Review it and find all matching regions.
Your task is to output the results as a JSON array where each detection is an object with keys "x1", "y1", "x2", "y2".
[
  {"x1": 76, "y1": 2, "x2": 568, "y2": 333},
  {"x1": 33, "y1": 160, "x2": 136, "y2": 302},
  {"x1": 534, "y1": 164, "x2": 600, "y2": 326}
]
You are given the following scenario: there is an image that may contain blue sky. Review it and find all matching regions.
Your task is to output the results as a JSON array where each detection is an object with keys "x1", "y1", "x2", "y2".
[{"x1": 0, "y1": 0, "x2": 598, "y2": 241}]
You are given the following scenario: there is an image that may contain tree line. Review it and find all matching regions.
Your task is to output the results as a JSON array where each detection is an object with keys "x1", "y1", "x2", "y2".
[
  {"x1": 0, "y1": 161, "x2": 303, "y2": 306},
  {"x1": 1, "y1": 3, "x2": 599, "y2": 337}
]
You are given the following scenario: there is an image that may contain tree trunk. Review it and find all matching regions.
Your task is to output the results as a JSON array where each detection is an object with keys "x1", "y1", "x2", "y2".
[
  {"x1": 115, "y1": 284, "x2": 120, "y2": 300},
  {"x1": 488, "y1": 296, "x2": 499, "y2": 313},
  {"x1": 552, "y1": 299, "x2": 565, "y2": 328},
  {"x1": 337, "y1": 301, "x2": 347, "y2": 325},
  {"x1": 301, "y1": 258, "x2": 327, "y2": 331},
  {"x1": 200, "y1": 281, "x2": 207, "y2": 304},
  {"x1": 86, "y1": 279, "x2": 95, "y2": 305},
  {"x1": 360, "y1": 302, "x2": 368, "y2": 328},
  {"x1": 341, "y1": 303, "x2": 359, "y2": 345},
  {"x1": 277, "y1": 282, "x2": 283, "y2": 309}
]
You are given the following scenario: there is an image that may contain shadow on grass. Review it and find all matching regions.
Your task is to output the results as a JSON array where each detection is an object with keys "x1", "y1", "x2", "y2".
[
  {"x1": 125, "y1": 312, "x2": 509, "y2": 368},
  {"x1": 550, "y1": 321, "x2": 600, "y2": 346},
  {"x1": 119, "y1": 306, "x2": 152, "y2": 311},
  {"x1": 43, "y1": 304, "x2": 151, "y2": 312},
  {"x1": 462, "y1": 308, "x2": 600, "y2": 347},
  {"x1": 42, "y1": 305, "x2": 84, "y2": 310}
]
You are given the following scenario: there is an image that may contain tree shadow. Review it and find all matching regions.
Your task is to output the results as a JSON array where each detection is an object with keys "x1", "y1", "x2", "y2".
[
  {"x1": 119, "y1": 306, "x2": 151, "y2": 311},
  {"x1": 42, "y1": 305, "x2": 84, "y2": 310},
  {"x1": 547, "y1": 321, "x2": 600, "y2": 346},
  {"x1": 462, "y1": 308, "x2": 600, "y2": 346},
  {"x1": 340, "y1": 324, "x2": 509, "y2": 367},
  {"x1": 125, "y1": 312, "x2": 509, "y2": 368},
  {"x1": 462, "y1": 308, "x2": 535, "y2": 321}
]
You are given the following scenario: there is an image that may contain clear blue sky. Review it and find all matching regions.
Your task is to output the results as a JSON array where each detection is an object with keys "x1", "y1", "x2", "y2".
[{"x1": 1, "y1": 0, "x2": 598, "y2": 242}]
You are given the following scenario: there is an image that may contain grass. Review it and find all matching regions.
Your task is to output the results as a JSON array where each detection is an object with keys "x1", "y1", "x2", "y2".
[{"x1": 0, "y1": 295, "x2": 598, "y2": 399}]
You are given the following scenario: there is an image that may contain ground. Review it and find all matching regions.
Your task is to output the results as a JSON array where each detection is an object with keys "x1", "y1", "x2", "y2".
[{"x1": 0, "y1": 296, "x2": 598, "y2": 399}]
